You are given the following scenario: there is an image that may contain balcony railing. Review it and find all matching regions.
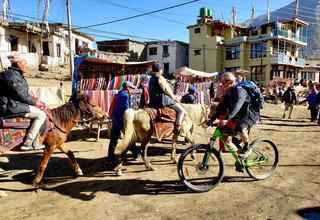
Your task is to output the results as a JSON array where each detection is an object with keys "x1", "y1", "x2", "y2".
[{"x1": 270, "y1": 53, "x2": 305, "y2": 67}]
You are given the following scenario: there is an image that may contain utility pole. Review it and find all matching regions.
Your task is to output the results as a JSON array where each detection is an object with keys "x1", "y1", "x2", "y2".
[{"x1": 67, "y1": 0, "x2": 74, "y2": 80}]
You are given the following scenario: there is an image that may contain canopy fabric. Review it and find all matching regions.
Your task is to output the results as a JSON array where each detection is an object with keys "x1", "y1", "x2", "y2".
[
  {"x1": 72, "y1": 56, "x2": 157, "y2": 92},
  {"x1": 174, "y1": 66, "x2": 218, "y2": 78}
]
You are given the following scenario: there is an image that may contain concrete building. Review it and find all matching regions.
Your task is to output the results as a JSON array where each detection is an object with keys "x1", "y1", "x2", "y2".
[
  {"x1": 96, "y1": 39, "x2": 147, "y2": 62},
  {"x1": 188, "y1": 8, "x2": 309, "y2": 84},
  {"x1": 0, "y1": 22, "x2": 94, "y2": 70},
  {"x1": 146, "y1": 40, "x2": 189, "y2": 78},
  {"x1": 300, "y1": 59, "x2": 320, "y2": 82}
]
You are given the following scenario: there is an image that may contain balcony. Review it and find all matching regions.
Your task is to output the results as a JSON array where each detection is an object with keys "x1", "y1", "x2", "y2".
[{"x1": 270, "y1": 54, "x2": 305, "y2": 67}]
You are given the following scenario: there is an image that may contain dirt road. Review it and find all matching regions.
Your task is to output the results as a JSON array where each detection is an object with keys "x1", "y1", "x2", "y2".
[{"x1": 0, "y1": 77, "x2": 319, "y2": 219}]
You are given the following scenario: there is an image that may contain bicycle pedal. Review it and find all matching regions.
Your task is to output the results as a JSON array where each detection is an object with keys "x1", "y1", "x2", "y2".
[{"x1": 235, "y1": 167, "x2": 244, "y2": 173}]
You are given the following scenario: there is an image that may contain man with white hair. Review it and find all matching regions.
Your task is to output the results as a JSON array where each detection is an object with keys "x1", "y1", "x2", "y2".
[
  {"x1": 207, "y1": 72, "x2": 259, "y2": 158},
  {"x1": 0, "y1": 54, "x2": 46, "y2": 150}
]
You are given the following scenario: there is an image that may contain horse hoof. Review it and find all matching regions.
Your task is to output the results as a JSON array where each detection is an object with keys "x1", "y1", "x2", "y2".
[
  {"x1": 147, "y1": 167, "x2": 157, "y2": 171},
  {"x1": 0, "y1": 190, "x2": 8, "y2": 197},
  {"x1": 173, "y1": 159, "x2": 178, "y2": 164},
  {"x1": 76, "y1": 168, "x2": 83, "y2": 176},
  {"x1": 116, "y1": 169, "x2": 123, "y2": 176}
]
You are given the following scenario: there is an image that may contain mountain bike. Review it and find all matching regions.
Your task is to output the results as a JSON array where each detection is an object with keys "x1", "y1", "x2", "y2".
[{"x1": 177, "y1": 124, "x2": 279, "y2": 192}]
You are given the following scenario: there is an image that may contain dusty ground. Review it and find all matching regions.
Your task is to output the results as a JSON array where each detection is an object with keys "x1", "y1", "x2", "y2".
[{"x1": 0, "y1": 71, "x2": 320, "y2": 219}]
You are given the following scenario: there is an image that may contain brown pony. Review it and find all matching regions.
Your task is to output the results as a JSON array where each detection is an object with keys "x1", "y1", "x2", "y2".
[
  {"x1": 31, "y1": 91, "x2": 106, "y2": 188},
  {"x1": 113, "y1": 104, "x2": 210, "y2": 176}
]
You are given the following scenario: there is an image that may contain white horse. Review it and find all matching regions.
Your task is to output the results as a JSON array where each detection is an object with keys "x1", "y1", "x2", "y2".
[{"x1": 114, "y1": 104, "x2": 210, "y2": 176}]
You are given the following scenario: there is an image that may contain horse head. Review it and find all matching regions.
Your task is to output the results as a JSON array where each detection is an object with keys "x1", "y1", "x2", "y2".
[{"x1": 69, "y1": 91, "x2": 107, "y2": 122}]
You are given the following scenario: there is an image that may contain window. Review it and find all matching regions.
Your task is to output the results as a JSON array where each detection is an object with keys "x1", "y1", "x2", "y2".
[
  {"x1": 194, "y1": 49, "x2": 201, "y2": 56},
  {"x1": 163, "y1": 45, "x2": 168, "y2": 54},
  {"x1": 250, "y1": 43, "x2": 267, "y2": 58},
  {"x1": 10, "y1": 35, "x2": 18, "y2": 51},
  {"x1": 42, "y1": 41, "x2": 50, "y2": 56},
  {"x1": 250, "y1": 65, "x2": 266, "y2": 82},
  {"x1": 162, "y1": 45, "x2": 169, "y2": 57},
  {"x1": 149, "y1": 47, "x2": 157, "y2": 55},
  {"x1": 195, "y1": 28, "x2": 201, "y2": 34},
  {"x1": 56, "y1": 43, "x2": 61, "y2": 57},
  {"x1": 226, "y1": 45, "x2": 240, "y2": 60}
]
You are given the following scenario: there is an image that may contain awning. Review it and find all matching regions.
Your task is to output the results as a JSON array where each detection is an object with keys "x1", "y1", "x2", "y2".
[{"x1": 174, "y1": 66, "x2": 218, "y2": 78}]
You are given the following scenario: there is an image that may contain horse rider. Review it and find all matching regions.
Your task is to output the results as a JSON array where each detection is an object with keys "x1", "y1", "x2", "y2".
[
  {"x1": 107, "y1": 81, "x2": 141, "y2": 164},
  {"x1": 148, "y1": 62, "x2": 186, "y2": 135},
  {"x1": 0, "y1": 54, "x2": 46, "y2": 150}
]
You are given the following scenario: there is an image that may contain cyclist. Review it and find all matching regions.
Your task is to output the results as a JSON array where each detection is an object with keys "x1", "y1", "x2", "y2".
[{"x1": 207, "y1": 72, "x2": 259, "y2": 158}]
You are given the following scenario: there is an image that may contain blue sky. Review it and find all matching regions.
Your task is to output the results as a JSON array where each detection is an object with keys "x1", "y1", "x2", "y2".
[{"x1": 7, "y1": 0, "x2": 295, "y2": 45}]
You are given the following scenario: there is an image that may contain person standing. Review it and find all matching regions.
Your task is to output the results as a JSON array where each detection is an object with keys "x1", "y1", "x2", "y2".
[
  {"x1": 0, "y1": 54, "x2": 46, "y2": 150},
  {"x1": 107, "y1": 81, "x2": 140, "y2": 163},
  {"x1": 306, "y1": 88, "x2": 319, "y2": 122},
  {"x1": 181, "y1": 87, "x2": 198, "y2": 143},
  {"x1": 149, "y1": 62, "x2": 186, "y2": 134},
  {"x1": 281, "y1": 85, "x2": 298, "y2": 119}
]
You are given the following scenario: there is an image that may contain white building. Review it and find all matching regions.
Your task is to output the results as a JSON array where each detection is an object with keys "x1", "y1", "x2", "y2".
[
  {"x1": 146, "y1": 40, "x2": 189, "y2": 78},
  {"x1": 300, "y1": 59, "x2": 320, "y2": 83},
  {"x1": 0, "y1": 22, "x2": 94, "y2": 70}
]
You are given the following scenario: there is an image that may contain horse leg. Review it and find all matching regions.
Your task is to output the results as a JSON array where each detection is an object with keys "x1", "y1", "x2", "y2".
[
  {"x1": 58, "y1": 143, "x2": 83, "y2": 176},
  {"x1": 185, "y1": 131, "x2": 196, "y2": 160},
  {"x1": 33, "y1": 147, "x2": 55, "y2": 188},
  {"x1": 171, "y1": 134, "x2": 179, "y2": 163},
  {"x1": 142, "y1": 140, "x2": 156, "y2": 171}
]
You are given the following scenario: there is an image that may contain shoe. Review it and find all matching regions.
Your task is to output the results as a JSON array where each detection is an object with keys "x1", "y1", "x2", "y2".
[
  {"x1": 282, "y1": 115, "x2": 286, "y2": 119},
  {"x1": 238, "y1": 144, "x2": 252, "y2": 158},
  {"x1": 288, "y1": 117, "x2": 292, "y2": 119},
  {"x1": 21, "y1": 140, "x2": 45, "y2": 151},
  {"x1": 133, "y1": 153, "x2": 142, "y2": 161},
  {"x1": 173, "y1": 125, "x2": 181, "y2": 136}
]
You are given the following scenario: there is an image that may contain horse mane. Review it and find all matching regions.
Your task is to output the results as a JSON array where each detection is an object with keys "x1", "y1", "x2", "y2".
[
  {"x1": 50, "y1": 102, "x2": 79, "y2": 127},
  {"x1": 181, "y1": 103, "x2": 206, "y2": 124}
]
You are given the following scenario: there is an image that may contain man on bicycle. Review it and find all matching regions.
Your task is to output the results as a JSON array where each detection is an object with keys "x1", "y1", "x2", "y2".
[{"x1": 207, "y1": 72, "x2": 259, "y2": 158}]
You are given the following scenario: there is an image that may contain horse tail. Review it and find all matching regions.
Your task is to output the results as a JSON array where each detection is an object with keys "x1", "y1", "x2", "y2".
[{"x1": 116, "y1": 108, "x2": 137, "y2": 154}]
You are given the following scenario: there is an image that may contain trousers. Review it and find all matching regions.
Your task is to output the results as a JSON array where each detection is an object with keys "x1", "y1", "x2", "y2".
[{"x1": 24, "y1": 105, "x2": 46, "y2": 140}]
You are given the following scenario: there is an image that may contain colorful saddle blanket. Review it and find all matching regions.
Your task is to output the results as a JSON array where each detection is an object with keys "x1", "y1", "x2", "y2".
[
  {"x1": 0, "y1": 110, "x2": 55, "y2": 154},
  {"x1": 146, "y1": 107, "x2": 182, "y2": 141}
]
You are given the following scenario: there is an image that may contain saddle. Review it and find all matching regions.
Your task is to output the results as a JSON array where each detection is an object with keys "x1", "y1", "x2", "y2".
[
  {"x1": 146, "y1": 107, "x2": 183, "y2": 141},
  {"x1": 0, "y1": 109, "x2": 55, "y2": 154}
]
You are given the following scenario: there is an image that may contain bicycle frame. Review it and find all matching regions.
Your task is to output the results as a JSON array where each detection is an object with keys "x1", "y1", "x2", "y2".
[{"x1": 209, "y1": 127, "x2": 268, "y2": 168}]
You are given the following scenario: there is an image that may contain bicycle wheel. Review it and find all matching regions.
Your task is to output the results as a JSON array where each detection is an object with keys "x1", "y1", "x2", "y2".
[
  {"x1": 245, "y1": 137, "x2": 279, "y2": 180},
  {"x1": 178, "y1": 144, "x2": 224, "y2": 192}
]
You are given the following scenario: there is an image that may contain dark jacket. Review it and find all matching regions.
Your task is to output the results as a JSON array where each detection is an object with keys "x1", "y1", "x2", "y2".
[
  {"x1": 0, "y1": 67, "x2": 36, "y2": 117},
  {"x1": 211, "y1": 85, "x2": 258, "y2": 126},
  {"x1": 282, "y1": 88, "x2": 297, "y2": 104},
  {"x1": 181, "y1": 93, "x2": 197, "y2": 104},
  {"x1": 149, "y1": 74, "x2": 174, "y2": 108}
]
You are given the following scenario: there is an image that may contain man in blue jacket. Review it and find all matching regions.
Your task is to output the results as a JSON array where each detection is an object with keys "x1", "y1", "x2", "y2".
[
  {"x1": 0, "y1": 54, "x2": 46, "y2": 150},
  {"x1": 107, "y1": 81, "x2": 140, "y2": 163}
]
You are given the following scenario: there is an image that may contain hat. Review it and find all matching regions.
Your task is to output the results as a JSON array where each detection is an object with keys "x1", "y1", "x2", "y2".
[
  {"x1": 7, "y1": 53, "x2": 26, "y2": 64},
  {"x1": 189, "y1": 87, "x2": 198, "y2": 94},
  {"x1": 152, "y1": 63, "x2": 163, "y2": 72},
  {"x1": 122, "y1": 81, "x2": 136, "y2": 89}
]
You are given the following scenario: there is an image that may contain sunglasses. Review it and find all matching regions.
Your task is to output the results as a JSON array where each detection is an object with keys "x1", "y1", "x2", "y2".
[{"x1": 221, "y1": 80, "x2": 230, "y2": 84}]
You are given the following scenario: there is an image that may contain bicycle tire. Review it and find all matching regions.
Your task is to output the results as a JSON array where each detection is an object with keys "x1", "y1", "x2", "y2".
[
  {"x1": 245, "y1": 137, "x2": 279, "y2": 180},
  {"x1": 178, "y1": 144, "x2": 224, "y2": 192}
]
